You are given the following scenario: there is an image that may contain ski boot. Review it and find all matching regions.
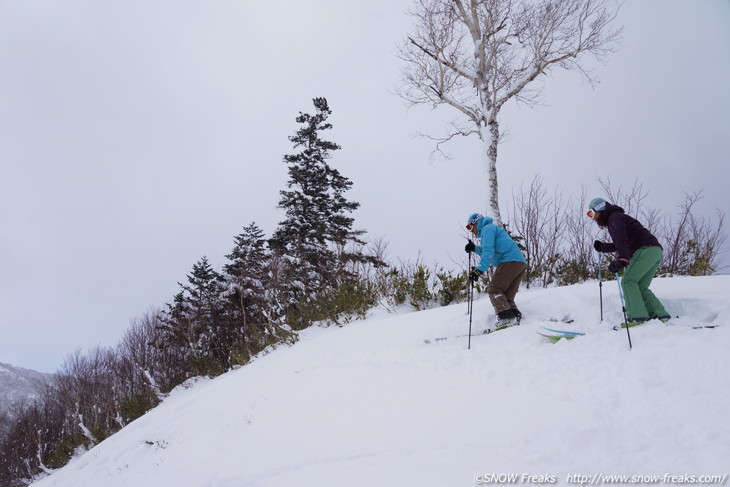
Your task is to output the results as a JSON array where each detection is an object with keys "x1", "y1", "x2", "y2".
[
  {"x1": 485, "y1": 309, "x2": 520, "y2": 333},
  {"x1": 615, "y1": 317, "x2": 649, "y2": 329}
]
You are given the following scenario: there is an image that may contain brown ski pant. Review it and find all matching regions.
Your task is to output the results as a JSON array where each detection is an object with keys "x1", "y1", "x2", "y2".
[{"x1": 487, "y1": 261, "x2": 527, "y2": 314}]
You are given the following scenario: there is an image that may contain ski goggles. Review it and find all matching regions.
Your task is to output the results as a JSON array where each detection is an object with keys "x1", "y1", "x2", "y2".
[
  {"x1": 586, "y1": 209, "x2": 598, "y2": 219},
  {"x1": 466, "y1": 223, "x2": 476, "y2": 231}
]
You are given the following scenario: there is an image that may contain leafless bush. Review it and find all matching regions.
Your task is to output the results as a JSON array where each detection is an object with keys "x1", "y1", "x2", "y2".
[
  {"x1": 557, "y1": 187, "x2": 601, "y2": 285},
  {"x1": 122, "y1": 309, "x2": 184, "y2": 396},
  {"x1": 510, "y1": 175, "x2": 567, "y2": 287},
  {"x1": 658, "y1": 192, "x2": 727, "y2": 275},
  {"x1": 507, "y1": 179, "x2": 727, "y2": 286}
]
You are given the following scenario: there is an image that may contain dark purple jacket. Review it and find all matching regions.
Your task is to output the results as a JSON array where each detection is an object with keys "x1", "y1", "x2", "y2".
[{"x1": 601, "y1": 203, "x2": 661, "y2": 261}]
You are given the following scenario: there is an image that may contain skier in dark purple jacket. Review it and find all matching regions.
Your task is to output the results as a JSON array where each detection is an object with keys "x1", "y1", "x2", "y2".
[{"x1": 588, "y1": 197, "x2": 670, "y2": 324}]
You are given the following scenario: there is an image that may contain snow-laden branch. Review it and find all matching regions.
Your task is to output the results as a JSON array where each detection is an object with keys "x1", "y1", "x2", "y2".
[
  {"x1": 78, "y1": 413, "x2": 98, "y2": 444},
  {"x1": 430, "y1": 85, "x2": 481, "y2": 125},
  {"x1": 408, "y1": 36, "x2": 476, "y2": 83}
]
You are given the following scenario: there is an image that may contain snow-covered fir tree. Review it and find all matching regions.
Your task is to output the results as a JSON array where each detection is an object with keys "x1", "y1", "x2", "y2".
[
  {"x1": 223, "y1": 222, "x2": 269, "y2": 327},
  {"x1": 161, "y1": 256, "x2": 231, "y2": 376},
  {"x1": 270, "y1": 97, "x2": 372, "y2": 328},
  {"x1": 221, "y1": 222, "x2": 291, "y2": 356}
]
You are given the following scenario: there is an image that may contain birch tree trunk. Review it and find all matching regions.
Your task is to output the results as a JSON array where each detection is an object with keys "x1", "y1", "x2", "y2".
[{"x1": 484, "y1": 120, "x2": 501, "y2": 222}]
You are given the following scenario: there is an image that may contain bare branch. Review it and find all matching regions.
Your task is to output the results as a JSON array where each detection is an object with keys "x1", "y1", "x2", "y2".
[{"x1": 408, "y1": 36, "x2": 476, "y2": 83}]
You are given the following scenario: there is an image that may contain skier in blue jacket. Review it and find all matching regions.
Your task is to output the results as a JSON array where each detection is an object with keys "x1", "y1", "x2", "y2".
[{"x1": 465, "y1": 213, "x2": 527, "y2": 330}]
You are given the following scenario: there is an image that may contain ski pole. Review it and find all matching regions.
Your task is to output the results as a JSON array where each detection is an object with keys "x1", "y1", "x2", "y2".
[
  {"x1": 467, "y1": 248, "x2": 473, "y2": 317},
  {"x1": 598, "y1": 252, "x2": 604, "y2": 322},
  {"x1": 467, "y1": 250, "x2": 474, "y2": 350},
  {"x1": 615, "y1": 273, "x2": 632, "y2": 350}
]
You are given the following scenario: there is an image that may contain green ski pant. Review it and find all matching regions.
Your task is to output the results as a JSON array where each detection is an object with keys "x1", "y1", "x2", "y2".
[{"x1": 621, "y1": 246, "x2": 668, "y2": 320}]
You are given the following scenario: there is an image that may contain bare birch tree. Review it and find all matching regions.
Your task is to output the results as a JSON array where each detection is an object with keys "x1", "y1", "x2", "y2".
[{"x1": 397, "y1": 0, "x2": 622, "y2": 223}]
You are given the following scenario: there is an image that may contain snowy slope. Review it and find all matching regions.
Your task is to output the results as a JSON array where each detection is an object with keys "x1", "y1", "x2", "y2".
[{"x1": 31, "y1": 276, "x2": 730, "y2": 487}]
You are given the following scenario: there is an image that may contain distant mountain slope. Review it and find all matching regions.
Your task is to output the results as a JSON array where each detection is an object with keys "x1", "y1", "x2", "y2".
[{"x1": 0, "y1": 362, "x2": 53, "y2": 422}]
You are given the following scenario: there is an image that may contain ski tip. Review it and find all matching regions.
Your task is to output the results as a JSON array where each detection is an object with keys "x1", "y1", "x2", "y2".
[
  {"x1": 537, "y1": 332, "x2": 576, "y2": 343},
  {"x1": 540, "y1": 326, "x2": 585, "y2": 336}
]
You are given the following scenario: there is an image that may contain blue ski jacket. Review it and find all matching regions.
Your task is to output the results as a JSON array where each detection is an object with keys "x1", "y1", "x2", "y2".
[{"x1": 474, "y1": 216, "x2": 526, "y2": 272}]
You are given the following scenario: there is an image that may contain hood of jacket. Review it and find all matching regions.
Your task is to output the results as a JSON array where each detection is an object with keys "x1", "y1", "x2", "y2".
[
  {"x1": 477, "y1": 215, "x2": 494, "y2": 231},
  {"x1": 598, "y1": 202, "x2": 624, "y2": 227},
  {"x1": 604, "y1": 202, "x2": 625, "y2": 215}
]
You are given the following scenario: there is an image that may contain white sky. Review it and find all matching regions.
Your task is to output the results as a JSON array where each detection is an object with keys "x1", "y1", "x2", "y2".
[{"x1": 1, "y1": 0, "x2": 729, "y2": 373}]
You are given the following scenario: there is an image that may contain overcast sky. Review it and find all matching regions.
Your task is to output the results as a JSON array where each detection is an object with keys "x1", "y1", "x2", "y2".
[{"x1": 2, "y1": 0, "x2": 729, "y2": 373}]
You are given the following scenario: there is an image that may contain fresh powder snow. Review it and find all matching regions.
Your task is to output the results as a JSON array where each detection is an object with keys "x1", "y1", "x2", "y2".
[{"x1": 30, "y1": 276, "x2": 730, "y2": 486}]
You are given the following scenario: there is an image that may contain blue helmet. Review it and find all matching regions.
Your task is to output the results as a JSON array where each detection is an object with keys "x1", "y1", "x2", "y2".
[
  {"x1": 588, "y1": 198, "x2": 607, "y2": 212},
  {"x1": 467, "y1": 213, "x2": 483, "y2": 226}
]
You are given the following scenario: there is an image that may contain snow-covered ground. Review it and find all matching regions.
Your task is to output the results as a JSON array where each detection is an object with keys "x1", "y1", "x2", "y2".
[{"x1": 31, "y1": 276, "x2": 730, "y2": 487}]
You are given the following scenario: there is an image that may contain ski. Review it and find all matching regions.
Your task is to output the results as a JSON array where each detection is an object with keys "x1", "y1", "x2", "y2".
[
  {"x1": 612, "y1": 322, "x2": 646, "y2": 331},
  {"x1": 540, "y1": 326, "x2": 585, "y2": 337},
  {"x1": 425, "y1": 323, "x2": 519, "y2": 344},
  {"x1": 484, "y1": 323, "x2": 520, "y2": 334},
  {"x1": 665, "y1": 323, "x2": 719, "y2": 330},
  {"x1": 537, "y1": 332, "x2": 580, "y2": 343},
  {"x1": 548, "y1": 317, "x2": 575, "y2": 324},
  {"x1": 537, "y1": 326, "x2": 585, "y2": 343},
  {"x1": 612, "y1": 321, "x2": 719, "y2": 331},
  {"x1": 425, "y1": 332, "x2": 481, "y2": 344}
]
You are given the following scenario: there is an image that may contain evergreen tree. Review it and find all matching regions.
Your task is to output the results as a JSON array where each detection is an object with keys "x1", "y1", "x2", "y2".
[
  {"x1": 222, "y1": 222, "x2": 277, "y2": 357},
  {"x1": 224, "y1": 222, "x2": 269, "y2": 324},
  {"x1": 270, "y1": 97, "x2": 373, "y2": 327},
  {"x1": 160, "y1": 256, "x2": 230, "y2": 376},
  {"x1": 271, "y1": 97, "x2": 361, "y2": 250}
]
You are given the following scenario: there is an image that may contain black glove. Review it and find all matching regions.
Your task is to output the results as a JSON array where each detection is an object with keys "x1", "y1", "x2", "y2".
[
  {"x1": 608, "y1": 258, "x2": 629, "y2": 273},
  {"x1": 593, "y1": 240, "x2": 606, "y2": 252},
  {"x1": 464, "y1": 241, "x2": 475, "y2": 253},
  {"x1": 469, "y1": 267, "x2": 483, "y2": 282}
]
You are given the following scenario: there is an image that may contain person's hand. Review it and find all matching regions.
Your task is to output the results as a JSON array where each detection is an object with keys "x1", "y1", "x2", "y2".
[
  {"x1": 464, "y1": 241, "x2": 475, "y2": 253},
  {"x1": 608, "y1": 258, "x2": 628, "y2": 273},
  {"x1": 469, "y1": 267, "x2": 483, "y2": 282},
  {"x1": 593, "y1": 240, "x2": 606, "y2": 252}
]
